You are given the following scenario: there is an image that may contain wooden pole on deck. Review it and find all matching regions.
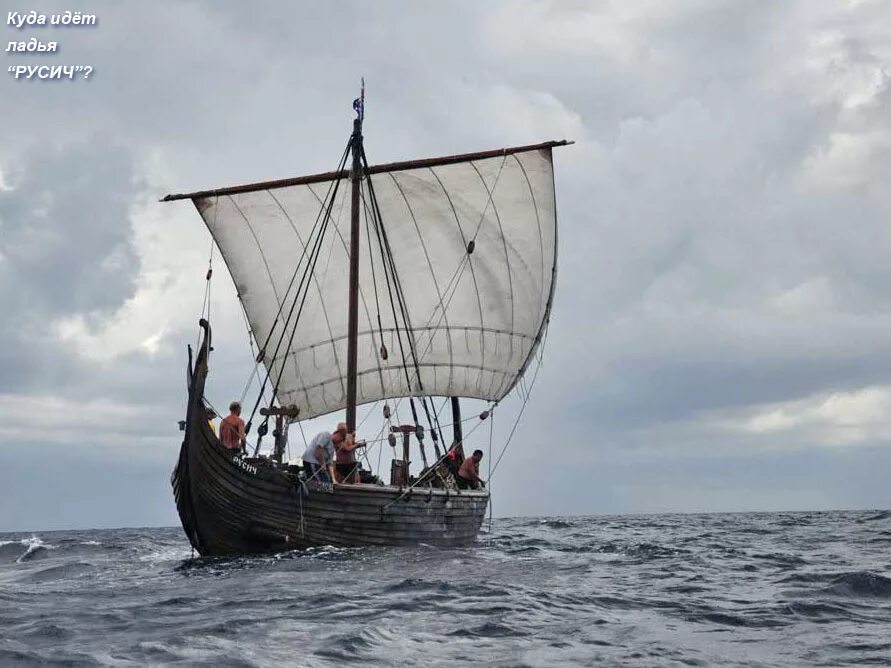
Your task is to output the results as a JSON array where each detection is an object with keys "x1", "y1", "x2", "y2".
[{"x1": 451, "y1": 397, "x2": 464, "y2": 458}]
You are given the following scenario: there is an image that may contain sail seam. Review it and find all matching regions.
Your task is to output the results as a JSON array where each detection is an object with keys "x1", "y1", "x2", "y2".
[
  {"x1": 361, "y1": 189, "x2": 399, "y2": 401},
  {"x1": 468, "y1": 160, "x2": 514, "y2": 396},
  {"x1": 407, "y1": 156, "x2": 510, "y2": 398},
  {"x1": 226, "y1": 195, "x2": 286, "y2": 316},
  {"x1": 277, "y1": 362, "x2": 514, "y2": 396},
  {"x1": 427, "y1": 166, "x2": 486, "y2": 397},
  {"x1": 267, "y1": 188, "x2": 341, "y2": 409},
  {"x1": 512, "y1": 153, "x2": 546, "y2": 349},
  {"x1": 508, "y1": 148, "x2": 559, "y2": 398},
  {"x1": 267, "y1": 327, "x2": 534, "y2": 358},
  {"x1": 386, "y1": 171, "x2": 456, "y2": 395}
]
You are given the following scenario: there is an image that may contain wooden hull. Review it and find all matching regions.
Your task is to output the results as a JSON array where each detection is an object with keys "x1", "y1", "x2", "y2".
[{"x1": 172, "y1": 325, "x2": 489, "y2": 556}]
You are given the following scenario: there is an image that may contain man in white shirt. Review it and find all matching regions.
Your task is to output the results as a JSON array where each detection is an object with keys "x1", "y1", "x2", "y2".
[{"x1": 302, "y1": 422, "x2": 347, "y2": 483}]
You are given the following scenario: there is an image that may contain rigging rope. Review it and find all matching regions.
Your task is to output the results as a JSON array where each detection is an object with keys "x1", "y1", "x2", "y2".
[
  {"x1": 194, "y1": 235, "x2": 216, "y2": 359},
  {"x1": 489, "y1": 327, "x2": 549, "y2": 477},
  {"x1": 487, "y1": 409, "x2": 494, "y2": 534},
  {"x1": 250, "y1": 140, "x2": 351, "y2": 368},
  {"x1": 237, "y1": 302, "x2": 268, "y2": 406},
  {"x1": 361, "y1": 148, "x2": 448, "y2": 451},
  {"x1": 227, "y1": 138, "x2": 351, "y2": 448},
  {"x1": 243, "y1": 144, "x2": 351, "y2": 435}
]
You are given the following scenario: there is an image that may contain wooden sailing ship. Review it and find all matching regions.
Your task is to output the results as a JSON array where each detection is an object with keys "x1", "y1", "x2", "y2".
[{"x1": 164, "y1": 88, "x2": 568, "y2": 555}]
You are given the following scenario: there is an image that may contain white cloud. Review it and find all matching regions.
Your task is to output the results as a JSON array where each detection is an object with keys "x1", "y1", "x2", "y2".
[
  {"x1": 633, "y1": 385, "x2": 891, "y2": 455},
  {"x1": 801, "y1": 130, "x2": 889, "y2": 188},
  {"x1": 0, "y1": 392, "x2": 167, "y2": 456},
  {"x1": 484, "y1": 1, "x2": 656, "y2": 65},
  {"x1": 52, "y1": 188, "x2": 240, "y2": 362},
  {"x1": 804, "y1": 29, "x2": 889, "y2": 110},
  {"x1": 734, "y1": 386, "x2": 891, "y2": 443}
]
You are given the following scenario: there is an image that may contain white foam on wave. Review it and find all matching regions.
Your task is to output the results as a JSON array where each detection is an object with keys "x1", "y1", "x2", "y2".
[
  {"x1": 138, "y1": 546, "x2": 193, "y2": 563},
  {"x1": 9, "y1": 535, "x2": 57, "y2": 563}
]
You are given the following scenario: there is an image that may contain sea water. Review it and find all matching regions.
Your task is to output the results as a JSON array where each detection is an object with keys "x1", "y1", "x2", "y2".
[{"x1": 1, "y1": 511, "x2": 890, "y2": 666}]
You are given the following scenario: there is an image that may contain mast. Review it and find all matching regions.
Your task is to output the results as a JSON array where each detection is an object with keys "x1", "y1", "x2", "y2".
[
  {"x1": 450, "y1": 397, "x2": 464, "y2": 456},
  {"x1": 345, "y1": 83, "x2": 364, "y2": 433}
]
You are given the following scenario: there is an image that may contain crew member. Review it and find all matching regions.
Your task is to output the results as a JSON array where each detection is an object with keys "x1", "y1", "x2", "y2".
[
  {"x1": 456, "y1": 449, "x2": 484, "y2": 489},
  {"x1": 302, "y1": 422, "x2": 347, "y2": 483},
  {"x1": 446, "y1": 444, "x2": 464, "y2": 478},
  {"x1": 219, "y1": 401, "x2": 246, "y2": 451},
  {"x1": 335, "y1": 432, "x2": 364, "y2": 484}
]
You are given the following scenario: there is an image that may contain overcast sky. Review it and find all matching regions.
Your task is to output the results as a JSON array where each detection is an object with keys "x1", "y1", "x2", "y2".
[{"x1": 1, "y1": 0, "x2": 890, "y2": 531}]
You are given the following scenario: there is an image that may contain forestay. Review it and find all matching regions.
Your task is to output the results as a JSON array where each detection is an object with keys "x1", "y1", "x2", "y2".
[{"x1": 174, "y1": 142, "x2": 562, "y2": 420}]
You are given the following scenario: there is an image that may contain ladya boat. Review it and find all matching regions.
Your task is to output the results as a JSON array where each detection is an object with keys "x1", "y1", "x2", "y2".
[{"x1": 163, "y1": 86, "x2": 569, "y2": 555}]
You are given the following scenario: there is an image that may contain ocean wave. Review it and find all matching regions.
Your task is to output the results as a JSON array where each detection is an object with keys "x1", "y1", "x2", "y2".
[
  {"x1": 782, "y1": 601, "x2": 856, "y2": 619},
  {"x1": 0, "y1": 536, "x2": 57, "y2": 564},
  {"x1": 448, "y1": 621, "x2": 527, "y2": 638},
  {"x1": 20, "y1": 623, "x2": 73, "y2": 641},
  {"x1": 25, "y1": 562, "x2": 95, "y2": 583},
  {"x1": 780, "y1": 570, "x2": 891, "y2": 599},
  {"x1": 751, "y1": 552, "x2": 808, "y2": 567},
  {"x1": 382, "y1": 577, "x2": 459, "y2": 594},
  {"x1": 2, "y1": 512, "x2": 891, "y2": 666},
  {"x1": 137, "y1": 546, "x2": 194, "y2": 563},
  {"x1": 0, "y1": 535, "x2": 136, "y2": 566},
  {"x1": 692, "y1": 610, "x2": 784, "y2": 628},
  {"x1": 822, "y1": 572, "x2": 891, "y2": 599},
  {"x1": 318, "y1": 625, "x2": 398, "y2": 660}
]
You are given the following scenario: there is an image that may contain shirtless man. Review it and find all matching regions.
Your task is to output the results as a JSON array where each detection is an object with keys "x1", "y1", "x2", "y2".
[
  {"x1": 335, "y1": 432, "x2": 364, "y2": 484},
  {"x1": 219, "y1": 401, "x2": 246, "y2": 451},
  {"x1": 456, "y1": 449, "x2": 484, "y2": 489}
]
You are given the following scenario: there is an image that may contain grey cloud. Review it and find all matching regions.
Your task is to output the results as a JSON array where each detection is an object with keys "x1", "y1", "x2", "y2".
[
  {"x1": 0, "y1": 139, "x2": 139, "y2": 390},
  {"x1": 0, "y1": 141, "x2": 137, "y2": 313}
]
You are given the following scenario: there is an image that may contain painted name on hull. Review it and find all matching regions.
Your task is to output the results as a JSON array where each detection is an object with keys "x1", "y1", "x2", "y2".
[{"x1": 231, "y1": 455, "x2": 258, "y2": 476}]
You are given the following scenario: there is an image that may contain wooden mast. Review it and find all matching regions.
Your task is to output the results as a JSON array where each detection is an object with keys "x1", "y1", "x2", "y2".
[
  {"x1": 345, "y1": 85, "x2": 364, "y2": 433},
  {"x1": 450, "y1": 396, "x2": 464, "y2": 456}
]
